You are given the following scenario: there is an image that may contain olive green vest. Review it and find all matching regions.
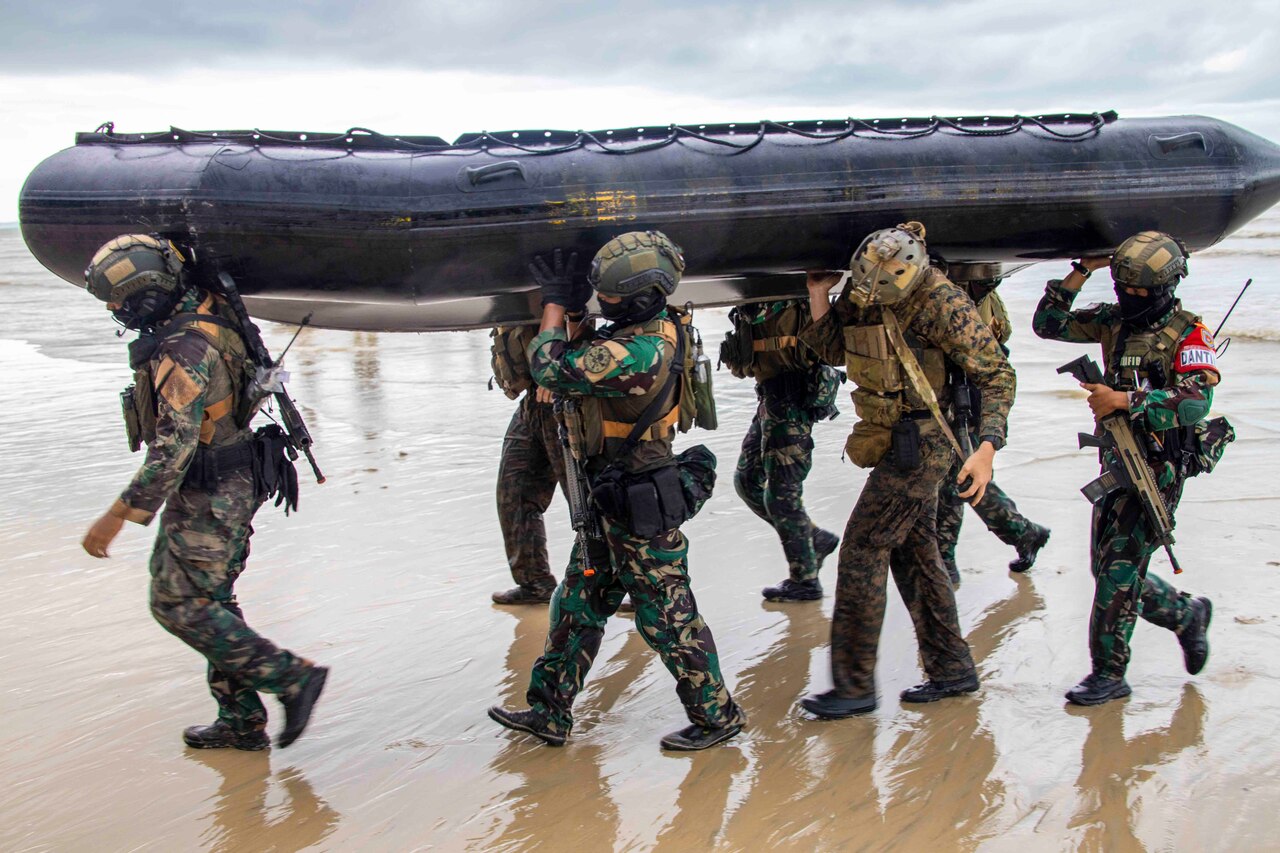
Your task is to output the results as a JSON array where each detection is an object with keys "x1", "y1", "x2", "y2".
[
  {"x1": 1099, "y1": 307, "x2": 1200, "y2": 395},
  {"x1": 728, "y1": 301, "x2": 812, "y2": 381}
]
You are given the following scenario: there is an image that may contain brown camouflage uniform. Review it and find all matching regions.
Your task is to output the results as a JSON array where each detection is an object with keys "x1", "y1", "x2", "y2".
[
  {"x1": 497, "y1": 391, "x2": 568, "y2": 589},
  {"x1": 801, "y1": 269, "x2": 1015, "y2": 698},
  {"x1": 114, "y1": 291, "x2": 312, "y2": 735}
]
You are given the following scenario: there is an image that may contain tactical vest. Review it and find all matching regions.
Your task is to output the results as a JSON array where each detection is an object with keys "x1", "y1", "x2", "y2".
[
  {"x1": 1099, "y1": 309, "x2": 1199, "y2": 399},
  {"x1": 121, "y1": 294, "x2": 256, "y2": 452},
  {"x1": 579, "y1": 315, "x2": 681, "y2": 473},
  {"x1": 842, "y1": 287, "x2": 947, "y2": 430},
  {"x1": 489, "y1": 324, "x2": 538, "y2": 399},
  {"x1": 722, "y1": 300, "x2": 812, "y2": 381}
]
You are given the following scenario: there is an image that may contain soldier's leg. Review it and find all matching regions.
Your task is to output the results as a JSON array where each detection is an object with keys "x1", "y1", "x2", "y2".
[
  {"x1": 760, "y1": 407, "x2": 822, "y2": 582},
  {"x1": 496, "y1": 399, "x2": 558, "y2": 590},
  {"x1": 936, "y1": 455, "x2": 965, "y2": 584},
  {"x1": 208, "y1": 597, "x2": 269, "y2": 732},
  {"x1": 970, "y1": 481, "x2": 1034, "y2": 546},
  {"x1": 524, "y1": 542, "x2": 626, "y2": 736},
  {"x1": 610, "y1": 523, "x2": 745, "y2": 729},
  {"x1": 150, "y1": 478, "x2": 311, "y2": 709},
  {"x1": 733, "y1": 406, "x2": 769, "y2": 522},
  {"x1": 1087, "y1": 491, "x2": 1154, "y2": 679}
]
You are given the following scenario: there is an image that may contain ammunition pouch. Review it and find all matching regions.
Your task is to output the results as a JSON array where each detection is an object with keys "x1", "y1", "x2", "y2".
[
  {"x1": 185, "y1": 425, "x2": 300, "y2": 513},
  {"x1": 719, "y1": 308, "x2": 756, "y2": 379},
  {"x1": 889, "y1": 418, "x2": 922, "y2": 472},
  {"x1": 590, "y1": 462, "x2": 689, "y2": 539},
  {"x1": 1185, "y1": 416, "x2": 1235, "y2": 477},
  {"x1": 676, "y1": 444, "x2": 717, "y2": 519}
]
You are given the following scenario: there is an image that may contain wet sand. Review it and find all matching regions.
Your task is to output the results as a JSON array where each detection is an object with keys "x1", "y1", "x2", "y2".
[{"x1": 2, "y1": 214, "x2": 1279, "y2": 851}]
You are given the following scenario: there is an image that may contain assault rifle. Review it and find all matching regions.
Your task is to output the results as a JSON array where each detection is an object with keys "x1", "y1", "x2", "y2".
[
  {"x1": 215, "y1": 272, "x2": 326, "y2": 484},
  {"x1": 1057, "y1": 355, "x2": 1181, "y2": 573},
  {"x1": 951, "y1": 375, "x2": 978, "y2": 458},
  {"x1": 554, "y1": 396, "x2": 611, "y2": 579}
]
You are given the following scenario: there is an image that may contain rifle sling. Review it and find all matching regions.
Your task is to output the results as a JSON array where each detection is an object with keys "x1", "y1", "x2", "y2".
[
  {"x1": 610, "y1": 326, "x2": 686, "y2": 464},
  {"x1": 881, "y1": 309, "x2": 966, "y2": 461}
]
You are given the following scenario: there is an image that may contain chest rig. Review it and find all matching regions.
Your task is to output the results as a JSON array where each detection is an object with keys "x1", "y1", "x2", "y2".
[
  {"x1": 489, "y1": 324, "x2": 538, "y2": 399},
  {"x1": 721, "y1": 301, "x2": 811, "y2": 381},
  {"x1": 842, "y1": 293, "x2": 946, "y2": 430},
  {"x1": 1099, "y1": 309, "x2": 1199, "y2": 399}
]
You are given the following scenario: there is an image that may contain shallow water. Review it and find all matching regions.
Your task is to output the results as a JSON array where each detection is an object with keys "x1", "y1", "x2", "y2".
[{"x1": 1, "y1": 212, "x2": 1278, "y2": 852}]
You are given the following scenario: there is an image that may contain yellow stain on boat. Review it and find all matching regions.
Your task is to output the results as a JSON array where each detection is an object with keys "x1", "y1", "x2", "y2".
[{"x1": 547, "y1": 190, "x2": 639, "y2": 226}]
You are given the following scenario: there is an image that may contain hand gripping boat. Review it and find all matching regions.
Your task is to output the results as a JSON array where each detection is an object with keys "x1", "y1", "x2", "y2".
[{"x1": 19, "y1": 111, "x2": 1280, "y2": 331}]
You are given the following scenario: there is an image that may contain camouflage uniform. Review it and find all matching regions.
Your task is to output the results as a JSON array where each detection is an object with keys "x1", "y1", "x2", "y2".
[
  {"x1": 936, "y1": 290, "x2": 1042, "y2": 577},
  {"x1": 522, "y1": 312, "x2": 745, "y2": 736},
  {"x1": 801, "y1": 268, "x2": 1015, "y2": 698},
  {"x1": 1033, "y1": 281, "x2": 1216, "y2": 679},
  {"x1": 114, "y1": 291, "x2": 312, "y2": 735},
  {"x1": 495, "y1": 380, "x2": 568, "y2": 590},
  {"x1": 730, "y1": 300, "x2": 837, "y2": 583}
]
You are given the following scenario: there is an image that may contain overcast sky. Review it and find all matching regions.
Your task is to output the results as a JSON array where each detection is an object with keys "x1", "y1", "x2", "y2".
[{"x1": 3, "y1": 0, "x2": 1279, "y2": 222}]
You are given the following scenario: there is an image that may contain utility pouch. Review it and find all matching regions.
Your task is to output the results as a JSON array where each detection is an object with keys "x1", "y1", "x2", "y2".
[
  {"x1": 718, "y1": 308, "x2": 755, "y2": 379},
  {"x1": 589, "y1": 467, "x2": 629, "y2": 522},
  {"x1": 889, "y1": 419, "x2": 922, "y2": 472},
  {"x1": 676, "y1": 444, "x2": 717, "y2": 518},
  {"x1": 591, "y1": 463, "x2": 690, "y2": 538},
  {"x1": 1187, "y1": 416, "x2": 1235, "y2": 477},
  {"x1": 845, "y1": 421, "x2": 892, "y2": 468},
  {"x1": 121, "y1": 385, "x2": 143, "y2": 452}
]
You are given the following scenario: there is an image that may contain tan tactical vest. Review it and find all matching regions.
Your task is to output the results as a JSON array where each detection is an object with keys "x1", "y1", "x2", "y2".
[
  {"x1": 1099, "y1": 308, "x2": 1199, "y2": 395},
  {"x1": 123, "y1": 294, "x2": 256, "y2": 450},
  {"x1": 490, "y1": 325, "x2": 538, "y2": 399},
  {"x1": 579, "y1": 315, "x2": 680, "y2": 473}
]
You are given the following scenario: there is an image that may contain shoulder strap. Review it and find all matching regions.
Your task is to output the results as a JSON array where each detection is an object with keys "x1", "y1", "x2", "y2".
[
  {"x1": 882, "y1": 309, "x2": 965, "y2": 461},
  {"x1": 612, "y1": 326, "x2": 686, "y2": 462}
]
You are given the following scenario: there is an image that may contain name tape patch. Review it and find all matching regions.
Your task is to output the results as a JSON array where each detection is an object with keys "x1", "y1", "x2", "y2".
[{"x1": 1177, "y1": 346, "x2": 1217, "y2": 371}]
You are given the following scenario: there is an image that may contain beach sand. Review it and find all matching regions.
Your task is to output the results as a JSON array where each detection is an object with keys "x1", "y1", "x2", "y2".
[{"x1": 1, "y1": 212, "x2": 1278, "y2": 851}]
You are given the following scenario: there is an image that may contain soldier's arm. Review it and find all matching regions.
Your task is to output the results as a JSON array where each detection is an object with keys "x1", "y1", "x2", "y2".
[
  {"x1": 1131, "y1": 325, "x2": 1220, "y2": 431},
  {"x1": 799, "y1": 276, "x2": 855, "y2": 366},
  {"x1": 528, "y1": 328, "x2": 664, "y2": 397},
  {"x1": 1032, "y1": 276, "x2": 1117, "y2": 343},
  {"x1": 114, "y1": 339, "x2": 213, "y2": 525},
  {"x1": 924, "y1": 284, "x2": 1016, "y2": 444}
]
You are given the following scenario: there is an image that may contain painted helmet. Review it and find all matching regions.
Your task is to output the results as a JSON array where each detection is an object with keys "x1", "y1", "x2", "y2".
[
  {"x1": 847, "y1": 221, "x2": 929, "y2": 307},
  {"x1": 84, "y1": 234, "x2": 189, "y2": 329},
  {"x1": 1111, "y1": 231, "x2": 1188, "y2": 290},
  {"x1": 588, "y1": 230, "x2": 686, "y2": 297}
]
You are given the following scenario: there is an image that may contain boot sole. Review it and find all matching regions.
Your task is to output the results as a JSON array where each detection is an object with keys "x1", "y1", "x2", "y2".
[
  {"x1": 900, "y1": 681, "x2": 980, "y2": 703},
  {"x1": 183, "y1": 736, "x2": 270, "y2": 751},
  {"x1": 660, "y1": 724, "x2": 743, "y2": 751},
  {"x1": 1065, "y1": 683, "x2": 1132, "y2": 706},
  {"x1": 487, "y1": 707, "x2": 566, "y2": 747},
  {"x1": 799, "y1": 697, "x2": 878, "y2": 719}
]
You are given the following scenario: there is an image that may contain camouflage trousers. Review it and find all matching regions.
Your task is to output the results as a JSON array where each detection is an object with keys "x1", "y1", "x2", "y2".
[
  {"x1": 1089, "y1": 477, "x2": 1195, "y2": 679},
  {"x1": 497, "y1": 393, "x2": 568, "y2": 588},
  {"x1": 526, "y1": 521, "x2": 746, "y2": 736},
  {"x1": 937, "y1": 447, "x2": 1038, "y2": 570},
  {"x1": 831, "y1": 425, "x2": 975, "y2": 697},
  {"x1": 734, "y1": 393, "x2": 821, "y2": 581},
  {"x1": 149, "y1": 469, "x2": 309, "y2": 734}
]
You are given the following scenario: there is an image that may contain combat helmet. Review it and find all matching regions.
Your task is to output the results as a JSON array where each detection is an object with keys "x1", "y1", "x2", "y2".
[
  {"x1": 84, "y1": 234, "x2": 190, "y2": 330},
  {"x1": 1110, "y1": 231, "x2": 1188, "y2": 291},
  {"x1": 847, "y1": 222, "x2": 929, "y2": 307},
  {"x1": 588, "y1": 230, "x2": 686, "y2": 297}
]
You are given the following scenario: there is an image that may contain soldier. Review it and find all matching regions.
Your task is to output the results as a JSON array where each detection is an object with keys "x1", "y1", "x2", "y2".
[
  {"x1": 722, "y1": 300, "x2": 841, "y2": 601},
  {"x1": 489, "y1": 325, "x2": 567, "y2": 604},
  {"x1": 1033, "y1": 232, "x2": 1216, "y2": 706},
  {"x1": 79, "y1": 235, "x2": 327, "y2": 750},
  {"x1": 796, "y1": 223, "x2": 1016, "y2": 718},
  {"x1": 936, "y1": 272, "x2": 1050, "y2": 586},
  {"x1": 488, "y1": 232, "x2": 746, "y2": 750}
]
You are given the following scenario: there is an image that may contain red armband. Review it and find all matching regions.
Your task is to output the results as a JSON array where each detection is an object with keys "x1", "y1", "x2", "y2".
[{"x1": 1174, "y1": 324, "x2": 1220, "y2": 374}]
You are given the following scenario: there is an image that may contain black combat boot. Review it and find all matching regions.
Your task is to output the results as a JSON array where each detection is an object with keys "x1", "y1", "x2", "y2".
[
  {"x1": 900, "y1": 672, "x2": 980, "y2": 703},
  {"x1": 183, "y1": 720, "x2": 270, "y2": 751},
  {"x1": 1064, "y1": 673, "x2": 1131, "y2": 706},
  {"x1": 277, "y1": 665, "x2": 329, "y2": 748},
  {"x1": 1178, "y1": 596, "x2": 1212, "y2": 675},
  {"x1": 491, "y1": 582, "x2": 556, "y2": 605},
  {"x1": 762, "y1": 578, "x2": 823, "y2": 602},
  {"x1": 660, "y1": 722, "x2": 744, "y2": 751},
  {"x1": 813, "y1": 528, "x2": 840, "y2": 568},
  {"x1": 799, "y1": 689, "x2": 878, "y2": 719},
  {"x1": 1009, "y1": 524, "x2": 1050, "y2": 573},
  {"x1": 488, "y1": 706, "x2": 566, "y2": 746}
]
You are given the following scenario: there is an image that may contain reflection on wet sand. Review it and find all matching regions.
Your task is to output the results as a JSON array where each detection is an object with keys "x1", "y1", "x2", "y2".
[
  {"x1": 1066, "y1": 685, "x2": 1206, "y2": 850},
  {"x1": 184, "y1": 751, "x2": 340, "y2": 852}
]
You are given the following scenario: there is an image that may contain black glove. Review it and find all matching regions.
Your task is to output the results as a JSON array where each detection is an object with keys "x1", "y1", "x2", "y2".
[{"x1": 529, "y1": 249, "x2": 585, "y2": 310}]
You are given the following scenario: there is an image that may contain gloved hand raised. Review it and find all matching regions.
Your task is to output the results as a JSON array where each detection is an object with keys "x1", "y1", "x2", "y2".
[{"x1": 530, "y1": 249, "x2": 588, "y2": 311}]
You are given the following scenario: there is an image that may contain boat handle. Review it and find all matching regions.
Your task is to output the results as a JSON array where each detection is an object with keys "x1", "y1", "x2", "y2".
[
  {"x1": 464, "y1": 161, "x2": 527, "y2": 185},
  {"x1": 1149, "y1": 132, "x2": 1209, "y2": 157}
]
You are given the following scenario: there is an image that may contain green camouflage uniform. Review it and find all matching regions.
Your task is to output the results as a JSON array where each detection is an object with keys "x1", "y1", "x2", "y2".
[
  {"x1": 936, "y1": 291, "x2": 1041, "y2": 575},
  {"x1": 1033, "y1": 281, "x2": 1216, "y2": 679},
  {"x1": 731, "y1": 300, "x2": 836, "y2": 582},
  {"x1": 115, "y1": 291, "x2": 311, "y2": 734},
  {"x1": 523, "y1": 312, "x2": 745, "y2": 736},
  {"x1": 495, "y1": 380, "x2": 568, "y2": 589},
  {"x1": 801, "y1": 269, "x2": 1015, "y2": 698}
]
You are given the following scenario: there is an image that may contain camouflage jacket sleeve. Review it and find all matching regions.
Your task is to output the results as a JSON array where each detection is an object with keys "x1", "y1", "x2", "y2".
[
  {"x1": 1131, "y1": 324, "x2": 1219, "y2": 431},
  {"x1": 915, "y1": 280, "x2": 1016, "y2": 442},
  {"x1": 114, "y1": 334, "x2": 213, "y2": 525},
  {"x1": 1032, "y1": 280, "x2": 1117, "y2": 343},
  {"x1": 527, "y1": 326, "x2": 666, "y2": 397},
  {"x1": 798, "y1": 296, "x2": 862, "y2": 366}
]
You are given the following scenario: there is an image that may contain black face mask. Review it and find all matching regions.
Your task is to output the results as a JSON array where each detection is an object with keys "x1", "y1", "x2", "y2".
[
  {"x1": 599, "y1": 290, "x2": 666, "y2": 324},
  {"x1": 1115, "y1": 287, "x2": 1175, "y2": 328},
  {"x1": 111, "y1": 287, "x2": 185, "y2": 332}
]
